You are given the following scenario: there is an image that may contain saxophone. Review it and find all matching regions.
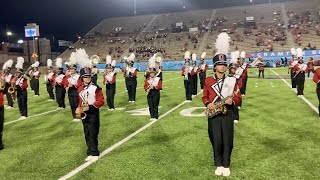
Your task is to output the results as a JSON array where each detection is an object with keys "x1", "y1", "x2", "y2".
[
  {"x1": 8, "y1": 75, "x2": 17, "y2": 101},
  {"x1": 205, "y1": 96, "x2": 233, "y2": 118},
  {"x1": 76, "y1": 92, "x2": 89, "y2": 120},
  {"x1": 0, "y1": 78, "x2": 4, "y2": 91}
]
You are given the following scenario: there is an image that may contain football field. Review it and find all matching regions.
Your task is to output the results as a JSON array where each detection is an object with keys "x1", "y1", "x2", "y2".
[{"x1": 1, "y1": 68, "x2": 320, "y2": 179}]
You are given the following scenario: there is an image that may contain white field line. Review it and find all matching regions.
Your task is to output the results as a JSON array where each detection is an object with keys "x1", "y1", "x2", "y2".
[
  {"x1": 269, "y1": 69, "x2": 318, "y2": 114},
  {"x1": 58, "y1": 91, "x2": 202, "y2": 180},
  {"x1": 4, "y1": 106, "x2": 70, "y2": 126}
]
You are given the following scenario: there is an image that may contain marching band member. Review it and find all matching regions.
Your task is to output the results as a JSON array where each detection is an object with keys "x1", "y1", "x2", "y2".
[
  {"x1": 191, "y1": 53, "x2": 199, "y2": 97},
  {"x1": 91, "y1": 65, "x2": 98, "y2": 85},
  {"x1": 55, "y1": 58, "x2": 66, "y2": 109},
  {"x1": 15, "y1": 57, "x2": 29, "y2": 120},
  {"x1": 258, "y1": 60, "x2": 265, "y2": 78},
  {"x1": 182, "y1": 51, "x2": 193, "y2": 102},
  {"x1": 239, "y1": 51, "x2": 248, "y2": 96},
  {"x1": 32, "y1": 64, "x2": 41, "y2": 96},
  {"x1": 293, "y1": 48, "x2": 307, "y2": 97},
  {"x1": 199, "y1": 52, "x2": 208, "y2": 90},
  {"x1": 202, "y1": 33, "x2": 241, "y2": 177},
  {"x1": 45, "y1": 59, "x2": 56, "y2": 101},
  {"x1": 0, "y1": 71, "x2": 5, "y2": 150},
  {"x1": 29, "y1": 67, "x2": 34, "y2": 91},
  {"x1": 289, "y1": 48, "x2": 298, "y2": 89},
  {"x1": 75, "y1": 53, "x2": 105, "y2": 162},
  {"x1": 104, "y1": 55, "x2": 117, "y2": 110},
  {"x1": 2, "y1": 60, "x2": 14, "y2": 109},
  {"x1": 144, "y1": 55, "x2": 155, "y2": 80},
  {"x1": 124, "y1": 53, "x2": 138, "y2": 103},
  {"x1": 63, "y1": 51, "x2": 81, "y2": 121},
  {"x1": 144, "y1": 55, "x2": 162, "y2": 120},
  {"x1": 307, "y1": 57, "x2": 314, "y2": 78},
  {"x1": 312, "y1": 67, "x2": 320, "y2": 116}
]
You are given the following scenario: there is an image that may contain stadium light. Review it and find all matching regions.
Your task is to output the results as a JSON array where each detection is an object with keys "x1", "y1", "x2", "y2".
[{"x1": 17, "y1": 40, "x2": 24, "y2": 44}]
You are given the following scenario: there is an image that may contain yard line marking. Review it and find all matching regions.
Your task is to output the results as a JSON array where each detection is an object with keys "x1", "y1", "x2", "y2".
[
  {"x1": 269, "y1": 69, "x2": 318, "y2": 114},
  {"x1": 4, "y1": 106, "x2": 70, "y2": 126},
  {"x1": 58, "y1": 91, "x2": 202, "y2": 180}
]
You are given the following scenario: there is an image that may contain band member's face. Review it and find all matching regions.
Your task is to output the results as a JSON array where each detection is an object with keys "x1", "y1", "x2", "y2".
[
  {"x1": 215, "y1": 65, "x2": 227, "y2": 73},
  {"x1": 185, "y1": 62, "x2": 190, "y2": 66},
  {"x1": 83, "y1": 76, "x2": 91, "y2": 84},
  {"x1": 48, "y1": 69, "x2": 52, "y2": 73},
  {"x1": 230, "y1": 68, "x2": 236, "y2": 74},
  {"x1": 106, "y1": 68, "x2": 112, "y2": 73},
  {"x1": 150, "y1": 72, "x2": 155, "y2": 78},
  {"x1": 16, "y1": 72, "x2": 22, "y2": 77},
  {"x1": 70, "y1": 68, "x2": 76, "y2": 74}
]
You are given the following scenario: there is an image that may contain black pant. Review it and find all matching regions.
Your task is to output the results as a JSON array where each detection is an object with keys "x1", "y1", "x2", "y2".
[
  {"x1": 307, "y1": 69, "x2": 315, "y2": 78},
  {"x1": 192, "y1": 75, "x2": 198, "y2": 95},
  {"x1": 208, "y1": 108, "x2": 234, "y2": 168},
  {"x1": 290, "y1": 69, "x2": 297, "y2": 88},
  {"x1": 68, "y1": 88, "x2": 79, "y2": 118},
  {"x1": 92, "y1": 74, "x2": 98, "y2": 85},
  {"x1": 259, "y1": 70, "x2": 264, "y2": 78},
  {"x1": 46, "y1": 84, "x2": 55, "y2": 100},
  {"x1": 5, "y1": 86, "x2": 13, "y2": 107},
  {"x1": 0, "y1": 106, "x2": 4, "y2": 149},
  {"x1": 106, "y1": 84, "x2": 116, "y2": 109},
  {"x1": 317, "y1": 85, "x2": 320, "y2": 117},
  {"x1": 34, "y1": 79, "x2": 40, "y2": 95},
  {"x1": 233, "y1": 104, "x2": 239, "y2": 120},
  {"x1": 30, "y1": 78, "x2": 34, "y2": 90},
  {"x1": 147, "y1": 90, "x2": 160, "y2": 119},
  {"x1": 240, "y1": 75, "x2": 248, "y2": 95},
  {"x1": 17, "y1": 89, "x2": 28, "y2": 117},
  {"x1": 55, "y1": 85, "x2": 66, "y2": 108},
  {"x1": 199, "y1": 72, "x2": 206, "y2": 89},
  {"x1": 126, "y1": 78, "x2": 137, "y2": 101},
  {"x1": 296, "y1": 73, "x2": 305, "y2": 95},
  {"x1": 184, "y1": 80, "x2": 192, "y2": 100},
  {"x1": 82, "y1": 109, "x2": 100, "y2": 156}
]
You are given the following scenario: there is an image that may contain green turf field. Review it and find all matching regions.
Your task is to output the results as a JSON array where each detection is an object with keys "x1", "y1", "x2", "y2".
[{"x1": 1, "y1": 68, "x2": 320, "y2": 179}]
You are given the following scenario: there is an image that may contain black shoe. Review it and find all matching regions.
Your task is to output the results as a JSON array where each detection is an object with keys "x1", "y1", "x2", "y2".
[{"x1": 0, "y1": 144, "x2": 4, "y2": 150}]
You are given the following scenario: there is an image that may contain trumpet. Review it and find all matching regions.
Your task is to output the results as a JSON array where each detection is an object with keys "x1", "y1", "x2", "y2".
[
  {"x1": 0, "y1": 79, "x2": 5, "y2": 91},
  {"x1": 76, "y1": 92, "x2": 89, "y2": 120}
]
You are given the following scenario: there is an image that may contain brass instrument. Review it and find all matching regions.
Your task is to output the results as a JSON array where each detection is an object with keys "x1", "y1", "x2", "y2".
[
  {"x1": 76, "y1": 92, "x2": 89, "y2": 120},
  {"x1": 205, "y1": 96, "x2": 233, "y2": 118},
  {"x1": 8, "y1": 75, "x2": 17, "y2": 101},
  {"x1": 0, "y1": 79, "x2": 4, "y2": 91},
  {"x1": 90, "y1": 55, "x2": 100, "y2": 66}
]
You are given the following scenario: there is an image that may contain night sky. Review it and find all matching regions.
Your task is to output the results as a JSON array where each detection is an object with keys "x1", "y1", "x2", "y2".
[{"x1": 0, "y1": 0, "x2": 288, "y2": 44}]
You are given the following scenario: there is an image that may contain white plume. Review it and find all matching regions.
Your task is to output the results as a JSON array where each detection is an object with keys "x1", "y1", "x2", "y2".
[
  {"x1": 296, "y1": 48, "x2": 303, "y2": 58},
  {"x1": 31, "y1": 61, "x2": 40, "y2": 68},
  {"x1": 148, "y1": 56, "x2": 156, "y2": 68},
  {"x1": 235, "y1": 51, "x2": 240, "y2": 58},
  {"x1": 240, "y1": 51, "x2": 246, "y2": 59},
  {"x1": 291, "y1": 48, "x2": 297, "y2": 56},
  {"x1": 128, "y1": 53, "x2": 135, "y2": 63},
  {"x1": 55, "y1": 58, "x2": 63, "y2": 68},
  {"x1": 2, "y1": 59, "x2": 13, "y2": 70},
  {"x1": 69, "y1": 52, "x2": 77, "y2": 65},
  {"x1": 230, "y1": 52, "x2": 238, "y2": 64},
  {"x1": 192, "y1": 53, "x2": 197, "y2": 61},
  {"x1": 47, "y1": 59, "x2": 53, "y2": 67},
  {"x1": 106, "y1": 55, "x2": 112, "y2": 65},
  {"x1": 201, "y1": 52, "x2": 206, "y2": 59},
  {"x1": 215, "y1": 32, "x2": 230, "y2": 55},
  {"x1": 15, "y1": 57, "x2": 24, "y2": 69},
  {"x1": 75, "y1": 48, "x2": 90, "y2": 68},
  {"x1": 184, "y1": 51, "x2": 191, "y2": 59},
  {"x1": 111, "y1": 60, "x2": 116, "y2": 67}
]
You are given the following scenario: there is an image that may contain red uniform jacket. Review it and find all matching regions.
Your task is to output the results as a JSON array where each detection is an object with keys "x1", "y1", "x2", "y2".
[
  {"x1": 313, "y1": 68, "x2": 320, "y2": 84},
  {"x1": 144, "y1": 77, "x2": 162, "y2": 91},
  {"x1": 202, "y1": 76, "x2": 241, "y2": 106},
  {"x1": 77, "y1": 84, "x2": 105, "y2": 109},
  {"x1": 46, "y1": 72, "x2": 56, "y2": 86},
  {"x1": 181, "y1": 66, "x2": 194, "y2": 76},
  {"x1": 258, "y1": 63, "x2": 265, "y2": 71},
  {"x1": 124, "y1": 67, "x2": 137, "y2": 77},
  {"x1": 103, "y1": 72, "x2": 117, "y2": 85},
  {"x1": 62, "y1": 74, "x2": 81, "y2": 88},
  {"x1": 0, "y1": 90, "x2": 4, "y2": 106},
  {"x1": 16, "y1": 77, "x2": 28, "y2": 90},
  {"x1": 200, "y1": 64, "x2": 208, "y2": 73},
  {"x1": 33, "y1": 71, "x2": 41, "y2": 79},
  {"x1": 307, "y1": 61, "x2": 314, "y2": 72}
]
